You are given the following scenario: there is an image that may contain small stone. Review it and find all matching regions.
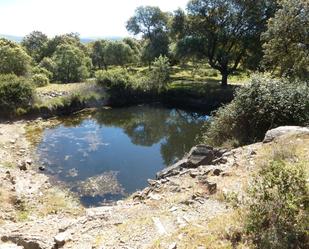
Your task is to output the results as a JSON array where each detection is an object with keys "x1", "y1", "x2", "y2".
[
  {"x1": 212, "y1": 168, "x2": 223, "y2": 176},
  {"x1": 147, "y1": 179, "x2": 158, "y2": 186},
  {"x1": 168, "y1": 242, "x2": 177, "y2": 249},
  {"x1": 18, "y1": 162, "x2": 27, "y2": 171},
  {"x1": 25, "y1": 159, "x2": 32, "y2": 165},
  {"x1": 39, "y1": 166, "x2": 45, "y2": 171},
  {"x1": 189, "y1": 170, "x2": 200, "y2": 178},
  {"x1": 54, "y1": 231, "x2": 70, "y2": 247},
  {"x1": 148, "y1": 193, "x2": 161, "y2": 200}
]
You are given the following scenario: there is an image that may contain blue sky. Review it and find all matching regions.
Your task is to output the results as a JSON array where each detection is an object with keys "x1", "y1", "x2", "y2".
[{"x1": 0, "y1": 0, "x2": 188, "y2": 37}]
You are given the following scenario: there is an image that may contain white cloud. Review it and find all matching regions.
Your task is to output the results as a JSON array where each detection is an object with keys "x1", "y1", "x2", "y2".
[{"x1": 0, "y1": 0, "x2": 188, "y2": 37}]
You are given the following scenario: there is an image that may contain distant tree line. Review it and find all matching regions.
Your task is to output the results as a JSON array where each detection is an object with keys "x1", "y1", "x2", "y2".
[{"x1": 0, "y1": 0, "x2": 307, "y2": 86}]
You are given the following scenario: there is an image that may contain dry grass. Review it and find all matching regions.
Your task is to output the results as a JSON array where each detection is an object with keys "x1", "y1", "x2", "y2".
[
  {"x1": 148, "y1": 210, "x2": 249, "y2": 249},
  {"x1": 36, "y1": 187, "x2": 83, "y2": 217}
]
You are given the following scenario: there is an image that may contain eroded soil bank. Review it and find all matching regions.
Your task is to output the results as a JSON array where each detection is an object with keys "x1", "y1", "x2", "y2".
[{"x1": 0, "y1": 119, "x2": 308, "y2": 249}]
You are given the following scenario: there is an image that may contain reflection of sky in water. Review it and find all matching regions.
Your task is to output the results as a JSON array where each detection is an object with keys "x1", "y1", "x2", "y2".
[{"x1": 37, "y1": 105, "x2": 208, "y2": 206}]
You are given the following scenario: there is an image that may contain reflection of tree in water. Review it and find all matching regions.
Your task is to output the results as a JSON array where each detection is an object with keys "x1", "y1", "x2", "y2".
[
  {"x1": 161, "y1": 110, "x2": 206, "y2": 165},
  {"x1": 94, "y1": 105, "x2": 207, "y2": 166}
]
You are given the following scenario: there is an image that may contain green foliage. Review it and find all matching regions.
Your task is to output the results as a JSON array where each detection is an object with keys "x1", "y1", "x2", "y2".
[
  {"x1": 147, "y1": 55, "x2": 170, "y2": 91},
  {"x1": 0, "y1": 74, "x2": 34, "y2": 114},
  {"x1": 95, "y1": 68, "x2": 133, "y2": 88},
  {"x1": 141, "y1": 32, "x2": 170, "y2": 65},
  {"x1": 43, "y1": 33, "x2": 85, "y2": 58},
  {"x1": 104, "y1": 41, "x2": 136, "y2": 67},
  {"x1": 31, "y1": 73, "x2": 49, "y2": 87},
  {"x1": 90, "y1": 40, "x2": 108, "y2": 70},
  {"x1": 53, "y1": 44, "x2": 91, "y2": 83},
  {"x1": 126, "y1": 6, "x2": 169, "y2": 39},
  {"x1": 32, "y1": 66, "x2": 53, "y2": 80},
  {"x1": 21, "y1": 31, "x2": 48, "y2": 62},
  {"x1": 262, "y1": 0, "x2": 309, "y2": 80},
  {"x1": 127, "y1": 6, "x2": 170, "y2": 65},
  {"x1": 203, "y1": 75, "x2": 309, "y2": 146},
  {"x1": 0, "y1": 38, "x2": 31, "y2": 76},
  {"x1": 178, "y1": 0, "x2": 278, "y2": 85},
  {"x1": 39, "y1": 57, "x2": 56, "y2": 78},
  {"x1": 246, "y1": 160, "x2": 309, "y2": 248},
  {"x1": 123, "y1": 37, "x2": 141, "y2": 61}
]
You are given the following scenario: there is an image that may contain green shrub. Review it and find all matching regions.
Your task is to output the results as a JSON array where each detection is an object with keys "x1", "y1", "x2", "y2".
[
  {"x1": 31, "y1": 73, "x2": 50, "y2": 87},
  {"x1": 147, "y1": 55, "x2": 170, "y2": 92},
  {"x1": 246, "y1": 160, "x2": 309, "y2": 249},
  {"x1": 95, "y1": 68, "x2": 132, "y2": 88},
  {"x1": 0, "y1": 74, "x2": 34, "y2": 114},
  {"x1": 32, "y1": 66, "x2": 53, "y2": 80},
  {"x1": 203, "y1": 75, "x2": 309, "y2": 146}
]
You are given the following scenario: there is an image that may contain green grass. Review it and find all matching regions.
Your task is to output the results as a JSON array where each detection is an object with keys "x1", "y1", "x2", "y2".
[{"x1": 170, "y1": 63, "x2": 250, "y2": 85}]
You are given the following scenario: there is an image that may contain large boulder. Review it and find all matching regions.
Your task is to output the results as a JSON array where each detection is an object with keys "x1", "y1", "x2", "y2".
[
  {"x1": 186, "y1": 145, "x2": 222, "y2": 166},
  {"x1": 156, "y1": 145, "x2": 224, "y2": 179},
  {"x1": 263, "y1": 126, "x2": 309, "y2": 143}
]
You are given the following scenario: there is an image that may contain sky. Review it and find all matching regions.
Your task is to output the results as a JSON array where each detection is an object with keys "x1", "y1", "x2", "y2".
[{"x1": 0, "y1": 0, "x2": 188, "y2": 38}]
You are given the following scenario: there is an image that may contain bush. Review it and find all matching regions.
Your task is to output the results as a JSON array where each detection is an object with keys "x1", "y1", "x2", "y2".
[
  {"x1": 147, "y1": 55, "x2": 170, "y2": 92},
  {"x1": 95, "y1": 68, "x2": 132, "y2": 88},
  {"x1": 246, "y1": 160, "x2": 309, "y2": 248},
  {"x1": 32, "y1": 73, "x2": 50, "y2": 87},
  {"x1": 0, "y1": 38, "x2": 31, "y2": 76},
  {"x1": 32, "y1": 66, "x2": 53, "y2": 80},
  {"x1": 203, "y1": 75, "x2": 309, "y2": 146},
  {"x1": 0, "y1": 74, "x2": 34, "y2": 115},
  {"x1": 39, "y1": 57, "x2": 56, "y2": 77}
]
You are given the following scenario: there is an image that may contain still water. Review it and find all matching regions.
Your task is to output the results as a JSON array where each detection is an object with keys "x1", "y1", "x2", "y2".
[{"x1": 37, "y1": 105, "x2": 209, "y2": 206}]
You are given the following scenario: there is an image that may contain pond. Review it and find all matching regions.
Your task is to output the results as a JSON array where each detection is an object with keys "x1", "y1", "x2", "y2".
[{"x1": 36, "y1": 104, "x2": 209, "y2": 207}]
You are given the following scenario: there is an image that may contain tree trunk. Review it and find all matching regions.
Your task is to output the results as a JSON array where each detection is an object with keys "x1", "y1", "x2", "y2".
[{"x1": 221, "y1": 71, "x2": 228, "y2": 87}]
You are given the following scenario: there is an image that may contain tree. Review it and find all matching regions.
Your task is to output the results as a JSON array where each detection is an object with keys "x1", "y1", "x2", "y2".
[
  {"x1": 43, "y1": 33, "x2": 86, "y2": 58},
  {"x1": 180, "y1": 0, "x2": 278, "y2": 86},
  {"x1": 21, "y1": 31, "x2": 48, "y2": 62},
  {"x1": 0, "y1": 38, "x2": 31, "y2": 76},
  {"x1": 126, "y1": 6, "x2": 169, "y2": 40},
  {"x1": 90, "y1": 40, "x2": 108, "y2": 70},
  {"x1": 141, "y1": 31, "x2": 170, "y2": 66},
  {"x1": 53, "y1": 44, "x2": 91, "y2": 83},
  {"x1": 170, "y1": 8, "x2": 188, "y2": 40},
  {"x1": 148, "y1": 55, "x2": 171, "y2": 91},
  {"x1": 39, "y1": 57, "x2": 56, "y2": 78},
  {"x1": 104, "y1": 41, "x2": 135, "y2": 68},
  {"x1": 126, "y1": 6, "x2": 170, "y2": 65},
  {"x1": 262, "y1": 0, "x2": 309, "y2": 80},
  {"x1": 123, "y1": 37, "x2": 141, "y2": 63}
]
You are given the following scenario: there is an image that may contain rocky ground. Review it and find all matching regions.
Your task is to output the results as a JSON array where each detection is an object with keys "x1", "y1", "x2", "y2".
[{"x1": 0, "y1": 120, "x2": 308, "y2": 249}]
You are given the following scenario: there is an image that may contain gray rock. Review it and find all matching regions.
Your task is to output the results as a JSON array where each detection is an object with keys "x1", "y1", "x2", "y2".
[
  {"x1": 156, "y1": 159, "x2": 188, "y2": 179},
  {"x1": 156, "y1": 145, "x2": 224, "y2": 179},
  {"x1": 38, "y1": 166, "x2": 45, "y2": 171},
  {"x1": 198, "y1": 177, "x2": 217, "y2": 194},
  {"x1": 18, "y1": 162, "x2": 27, "y2": 171},
  {"x1": 263, "y1": 126, "x2": 309, "y2": 143},
  {"x1": 186, "y1": 145, "x2": 217, "y2": 166},
  {"x1": 54, "y1": 231, "x2": 70, "y2": 247}
]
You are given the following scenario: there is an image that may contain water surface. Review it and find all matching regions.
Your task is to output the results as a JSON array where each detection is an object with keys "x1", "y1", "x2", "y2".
[{"x1": 37, "y1": 105, "x2": 208, "y2": 206}]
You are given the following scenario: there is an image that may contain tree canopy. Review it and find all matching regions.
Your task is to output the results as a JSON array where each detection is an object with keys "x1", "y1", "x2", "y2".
[
  {"x1": 262, "y1": 0, "x2": 309, "y2": 80},
  {"x1": 174, "y1": 0, "x2": 278, "y2": 86},
  {"x1": 53, "y1": 44, "x2": 91, "y2": 83},
  {"x1": 127, "y1": 6, "x2": 170, "y2": 65},
  {"x1": 0, "y1": 38, "x2": 31, "y2": 76},
  {"x1": 21, "y1": 31, "x2": 48, "y2": 63}
]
